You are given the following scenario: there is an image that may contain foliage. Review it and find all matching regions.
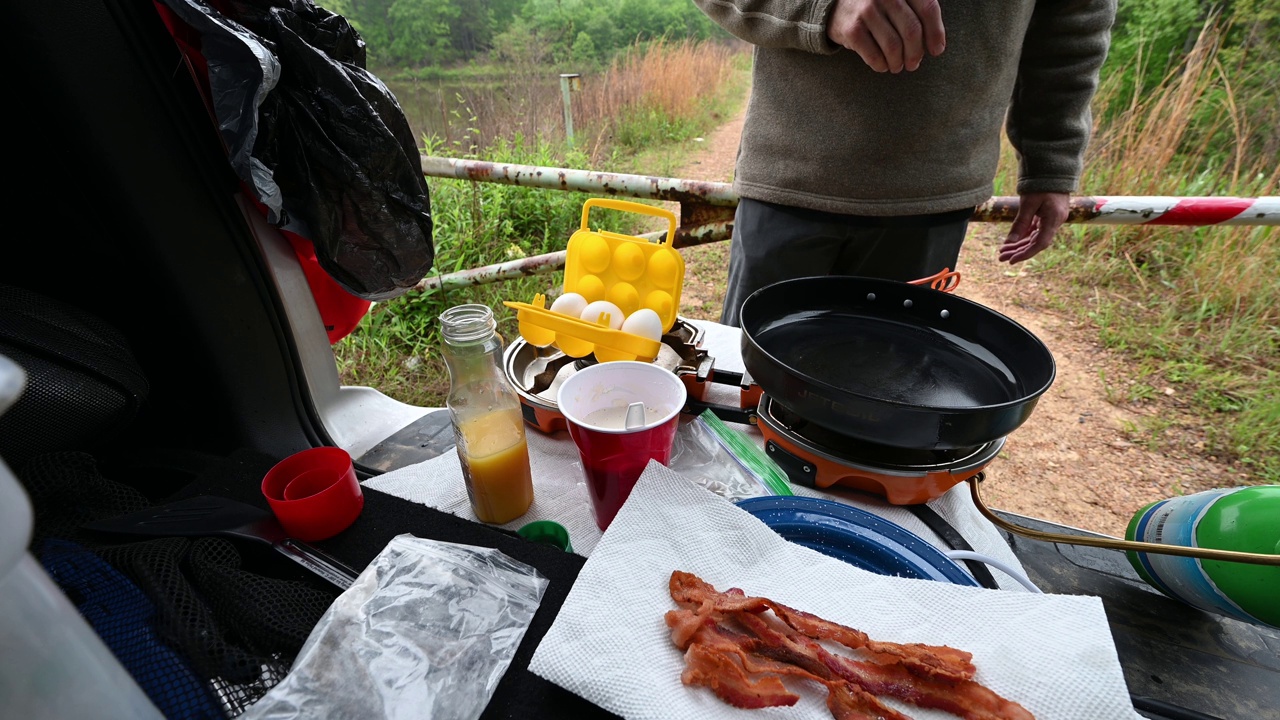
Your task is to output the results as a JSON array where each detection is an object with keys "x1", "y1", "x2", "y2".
[
  {"x1": 1101, "y1": 0, "x2": 1279, "y2": 163},
  {"x1": 318, "y1": 0, "x2": 727, "y2": 68},
  {"x1": 1103, "y1": 0, "x2": 1204, "y2": 103}
]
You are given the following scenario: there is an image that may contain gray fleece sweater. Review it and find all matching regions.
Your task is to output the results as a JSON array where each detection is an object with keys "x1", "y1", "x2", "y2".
[{"x1": 695, "y1": 0, "x2": 1116, "y2": 215}]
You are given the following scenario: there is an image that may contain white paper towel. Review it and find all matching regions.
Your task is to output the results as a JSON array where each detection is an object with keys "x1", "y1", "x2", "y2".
[
  {"x1": 363, "y1": 428, "x2": 608, "y2": 553},
  {"x1": 528, "y1": 462, "x2": 1141, "y2": 720}
]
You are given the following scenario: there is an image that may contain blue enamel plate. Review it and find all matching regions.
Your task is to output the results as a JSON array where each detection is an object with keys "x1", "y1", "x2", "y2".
[{"x1": 735, "y1": 496, "x2": 979, "y2": 587}]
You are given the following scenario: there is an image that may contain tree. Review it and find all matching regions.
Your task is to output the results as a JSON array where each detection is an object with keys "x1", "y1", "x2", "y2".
[
  {"x1": 571, "y1": 31, "x2": 597, "y2": 63},
  {"x1": 387, "y1": 0, "x2": 462, "y2": 65}
]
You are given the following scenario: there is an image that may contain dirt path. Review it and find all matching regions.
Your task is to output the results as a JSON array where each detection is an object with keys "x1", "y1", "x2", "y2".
[{"x1": 670, "y1": 108, "x2": 1249, "y2": 537}]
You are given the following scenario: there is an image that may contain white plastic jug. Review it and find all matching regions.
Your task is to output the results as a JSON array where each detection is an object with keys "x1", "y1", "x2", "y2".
[{"x1": 0, "y1": 354, "x2": 163, "y2": 720}]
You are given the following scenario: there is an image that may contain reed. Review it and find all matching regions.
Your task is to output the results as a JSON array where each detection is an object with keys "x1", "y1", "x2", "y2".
[{"x1": 573, "y1": 38, "x2": 737, "y2": 152}]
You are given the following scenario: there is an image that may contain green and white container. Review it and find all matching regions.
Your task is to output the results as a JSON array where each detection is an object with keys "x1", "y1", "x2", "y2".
[{"x1": 1126, "y1": 486, "x2": 1279, "y2": 628}]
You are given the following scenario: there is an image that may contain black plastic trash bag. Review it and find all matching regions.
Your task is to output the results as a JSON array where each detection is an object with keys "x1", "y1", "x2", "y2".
[{"x1": 156, "y1": 0, "x2": 433, "y2": 300}]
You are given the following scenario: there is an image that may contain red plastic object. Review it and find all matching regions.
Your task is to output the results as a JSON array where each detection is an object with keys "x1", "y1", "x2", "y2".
[
  {"x1": 282, "y1": 231, "x2": 373, "y2": 344},
  {"x1": 557, "y1": 362, "x2": 688, "y2": 531},
  {"x1": 567, "y1": 417, "x2": 680, "y2": 531},
  {"x1": 261, "y1": 447, "x2": 363, "y2": 541}
]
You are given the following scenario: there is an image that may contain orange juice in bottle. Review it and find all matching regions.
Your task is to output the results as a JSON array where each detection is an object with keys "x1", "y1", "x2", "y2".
[
  {"x1": 456, "y1": 409, "x2": 534, "y2": 523},
  {"x1": 440, "y1": 304, "x2": 534, "y2": 524}
]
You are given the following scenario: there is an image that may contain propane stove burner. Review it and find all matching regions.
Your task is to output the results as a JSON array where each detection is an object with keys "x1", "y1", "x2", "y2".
[
  {"x1": 757, "y1": 395, "x2": 1003, "y2": 504},
  {"x1": 503, "y1": 318, "x2": 720, "y2": 433}
]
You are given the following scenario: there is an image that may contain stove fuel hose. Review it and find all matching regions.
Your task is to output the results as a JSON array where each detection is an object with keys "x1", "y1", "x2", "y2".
[{"x1": 905, "y1": 503, "x2": 1001, "y2": 590}]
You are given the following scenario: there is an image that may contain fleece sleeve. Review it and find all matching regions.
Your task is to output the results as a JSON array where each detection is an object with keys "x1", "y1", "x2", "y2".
[
  {"x1": 693, "y1": 0, "x2": 841, "y2": 54},
  {"x1": 1006, "y1": 0, "x2": 1117, "y2": 194}
]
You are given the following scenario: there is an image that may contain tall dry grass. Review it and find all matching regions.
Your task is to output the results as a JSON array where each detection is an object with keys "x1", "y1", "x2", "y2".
[
  {"x1": 573, "y1": 38, "x2": 737, "y2": 151},
  {"x1": 1078, "y1": 18, "x2": 1278, "y2": 327}
]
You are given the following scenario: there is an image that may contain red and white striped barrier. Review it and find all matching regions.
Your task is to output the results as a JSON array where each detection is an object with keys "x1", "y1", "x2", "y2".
[
  {"x1": 975, "y1": 196, "x2": 1280, "y2": 226},
  {"x1": 1089, "y1": 196, "x2": 1280, "y2": 226}
]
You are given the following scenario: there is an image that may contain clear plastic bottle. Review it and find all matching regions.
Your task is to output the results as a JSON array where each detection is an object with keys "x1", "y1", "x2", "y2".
[{"x1": 439, "y1": 304, "x2": 534, "y2": 524}]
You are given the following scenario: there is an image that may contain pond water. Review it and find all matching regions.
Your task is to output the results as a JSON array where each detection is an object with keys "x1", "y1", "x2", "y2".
[{"x1": 384, "y1": 75, "x2": 569, "y2": 150}]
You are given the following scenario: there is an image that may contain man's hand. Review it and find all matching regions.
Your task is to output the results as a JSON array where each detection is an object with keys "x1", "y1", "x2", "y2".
[
  {"x1": 999, "y1": 192, "x2": 1070, "y2": 264},
  {"x1": 827, "y1": 0, "x2": 946, "y2": 73}
]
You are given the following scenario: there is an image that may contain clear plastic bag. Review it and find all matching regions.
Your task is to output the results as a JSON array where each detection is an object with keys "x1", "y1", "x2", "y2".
[
  {"x1": 240, "y1": 535, "x2": 548, "y2": 720},
  {"x1": 667, "y1": 411, "x2": 792, "y2": 502}
]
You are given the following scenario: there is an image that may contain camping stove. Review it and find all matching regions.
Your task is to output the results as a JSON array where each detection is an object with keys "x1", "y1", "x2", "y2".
[
  {"x1": 503, "y1": 318, "x2": 762, "y2": 433},
  {"x1": 756, "y1": 395, "x2": 1004, "y2": 505}
]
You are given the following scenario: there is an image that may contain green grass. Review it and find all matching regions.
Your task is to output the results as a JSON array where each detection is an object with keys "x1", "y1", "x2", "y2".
[{"x1": 1025, "y1": 220, "x2": 1279, "y2": 481}]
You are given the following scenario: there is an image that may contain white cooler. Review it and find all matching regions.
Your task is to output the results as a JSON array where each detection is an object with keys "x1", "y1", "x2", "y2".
[{"x1": 0, "y1": 354, "x2": 163, "y2": 719}]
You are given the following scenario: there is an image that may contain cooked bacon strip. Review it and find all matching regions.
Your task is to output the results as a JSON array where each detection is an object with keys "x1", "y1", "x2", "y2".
[
  {"x1": 677, "y1": 610, "x2": 913, "y2": 720},
  {"x1": 741, "y1": 609, "x2": 1033, "y2": 720},
  {"x1": 668, "y1": 572, "x2": 1036, "y2": 720},
  {"x1": 826, "y1": 680, "x2": 914, "y2": 720},
  {"x1": 670, "y1": 571, "x2": 975, "y2": 682},
  {"x1": 770, "y1": 602, "x2": 976, "y2": 681},
  {"x1": 665, "y1": 608, "x2": 709, "y2": 649},
  {"x1": 681, "y1": 643, "x2": 799, "y2": 709},
  {"x1": 821, "y1": 651, "x2": 1034, "y2": 720}
]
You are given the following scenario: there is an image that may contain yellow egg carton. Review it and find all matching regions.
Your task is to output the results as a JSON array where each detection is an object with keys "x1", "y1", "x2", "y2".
[{"x1": 503, "y1": 198, "x2": 685, "y2": 363}]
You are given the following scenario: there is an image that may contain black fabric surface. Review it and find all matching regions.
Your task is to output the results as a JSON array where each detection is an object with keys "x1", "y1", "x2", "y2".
[{"x1": 173, "y1": 448, "x2": 618, "y2": 720}]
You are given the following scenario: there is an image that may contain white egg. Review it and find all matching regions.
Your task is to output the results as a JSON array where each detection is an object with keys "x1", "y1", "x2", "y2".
[
  {"x1": 620, "y1": 308, "x2": 664, "y2": 342},
  {"x1": 579, "y1": 300, "x2": 624, "y2": 330},
  {"x1": 548, "y1": 292, "x2": 588, "y2": 318}
]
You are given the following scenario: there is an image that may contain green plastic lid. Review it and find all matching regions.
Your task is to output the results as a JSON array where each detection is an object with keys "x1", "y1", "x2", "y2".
[{"x1": 517, "y1": 520, "x2": 573, "y2": 553}]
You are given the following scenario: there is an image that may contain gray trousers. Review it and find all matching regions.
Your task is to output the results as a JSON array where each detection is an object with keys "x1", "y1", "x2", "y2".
[{"x1": 719, "y1": 198, "x2": 971, "y2": 326}]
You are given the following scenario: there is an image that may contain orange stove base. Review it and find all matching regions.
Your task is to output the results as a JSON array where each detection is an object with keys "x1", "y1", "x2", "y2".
[{"x1": 762, "y1": 428, "x2": 987, "y2": 505}]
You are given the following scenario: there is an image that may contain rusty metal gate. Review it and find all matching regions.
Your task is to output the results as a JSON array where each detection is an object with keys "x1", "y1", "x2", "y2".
[{"x1": 417, "y1": 156, "x2": 1279, "y2": 292}]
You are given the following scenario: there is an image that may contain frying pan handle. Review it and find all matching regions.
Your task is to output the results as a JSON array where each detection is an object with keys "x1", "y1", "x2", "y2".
[
  {"x1": 908, "y1": 267, "x2": 961, "y2": 293},
  {"x1": 580, "y1": 198, "x2": 678, "y2": 246},
  {"x1": 275, "y1": 539, "x2": 361, "y2": 589}
]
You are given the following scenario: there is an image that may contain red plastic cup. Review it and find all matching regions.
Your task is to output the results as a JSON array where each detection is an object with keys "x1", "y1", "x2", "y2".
[
  {"x1": 261, "y1": 447, "x2": 363, "y2": 542},
  {"x1": 557, "y1": 361, "x2": 688, "y2": 531}
]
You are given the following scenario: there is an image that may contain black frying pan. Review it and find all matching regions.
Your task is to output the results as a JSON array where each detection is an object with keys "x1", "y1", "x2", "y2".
[{"x1": 739, "y1": 275, "x2": 1055, "y2": 450}]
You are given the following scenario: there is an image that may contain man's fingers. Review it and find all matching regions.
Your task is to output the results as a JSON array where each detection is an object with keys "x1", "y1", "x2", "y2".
[
  {"x1": 828, "y1": 0, "x2": 938, "y2": 73},
  {"x1": 999, "y1": 193, "x2": 1070, "y2": 264},
  {"x1": 1000, "y1": 202, "x2": 1042, "y2": 264},
  {"x1": 879, "y1": 0, "x2": 926, "y2": 71},
  {"x1": 847, "y1": 22, "x2": 890, "y2": 73},
  {"x1": 999, "y1": 234, "x2": 1038, "y2": 263},
  {"x1": 1004, "y1": 199, "x2": 1039, "y2": 246},
  {"x1": 904, "y1": 0, "x2": 945, "y2": 56},
  {"x1": 860, "y1": 6, "x2": 906, "y2": 72}
]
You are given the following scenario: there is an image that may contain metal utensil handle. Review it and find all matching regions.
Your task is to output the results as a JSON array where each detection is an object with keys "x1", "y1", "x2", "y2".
[
  {"x1": 968, "y1": 477, "x2": 1280, "y2": 566},
  {"x1": 275, "y1": 539, "x2": 361, "y2": 589}
]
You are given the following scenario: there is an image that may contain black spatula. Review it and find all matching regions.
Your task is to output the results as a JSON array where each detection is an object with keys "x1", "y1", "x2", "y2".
[{"x1": 83, "y1": 495, "x2": 360, "y2": 589}]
